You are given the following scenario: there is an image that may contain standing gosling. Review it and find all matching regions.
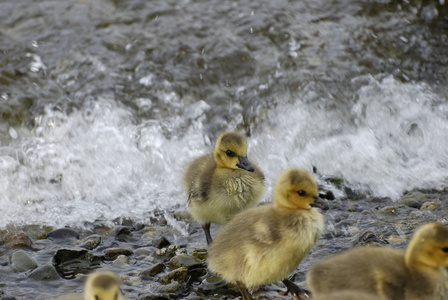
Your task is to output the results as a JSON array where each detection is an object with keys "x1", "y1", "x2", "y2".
[
  {"x1": 207, "y1": 168, "x2": 327, "y2": 300},
  {"x1": 183, "y1": 132, "x2": 264, "y2": 244},
  {"x1": 53, "y1": 271, "x2": 125, "y2": 300},
  {"x1": 307, "y1": 222, "x2": 448, "y2": 300}
]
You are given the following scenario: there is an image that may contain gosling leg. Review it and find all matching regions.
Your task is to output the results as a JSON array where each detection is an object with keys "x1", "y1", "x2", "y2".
[
  {"x1": 236, "y1": 281, "x2": 253, "y2": 300},
  {"x1": 282, "y1": 278, "x2": 310, "y2": 300},
  {"x1": 202, "y1": 223, "x2": 213, "y2": 245}
]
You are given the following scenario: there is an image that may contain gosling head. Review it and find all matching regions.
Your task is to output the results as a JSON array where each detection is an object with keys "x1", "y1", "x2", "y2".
[
  {"x1": 273, "y1": 168, "x2": 328, "y2": 210},
  {"x1": 84, "y1": 271, "x2": 123, "y2": 300},
  {"x1": 213, "y1": 132, "x2": 255, "y2": 172},
  {"x1": 405, "y1": 222, "x2": 448, "y2": 270}
]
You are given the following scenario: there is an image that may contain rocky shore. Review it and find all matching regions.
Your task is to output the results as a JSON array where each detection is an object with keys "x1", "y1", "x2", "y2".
[{"x1": 0, "y1": 189, "x2": 447, "y2": 300}]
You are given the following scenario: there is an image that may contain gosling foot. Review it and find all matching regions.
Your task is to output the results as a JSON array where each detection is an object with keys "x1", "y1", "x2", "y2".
[
  {"x1": 281, "y1": 278, "x2": 310, "y2": 300},
  {"x1": 236, "y1": 281, "x2": 253, "y2": 300}
]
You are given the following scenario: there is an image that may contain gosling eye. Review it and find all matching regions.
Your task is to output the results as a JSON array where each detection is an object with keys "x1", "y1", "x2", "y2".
[
  {"x1": 225, "y1": 150, "x2": 235, "y2": 157},
  {"x1": 115, "y1": 292, "x2": 119, "y2": 300},
  {"x1": 95, "y1": 295, "x2": 100, "y2": 300},
  {"x1": 297, "y1": 190, "x2": 306, "y2": 197},
  {"x1": 442, "y1": 247, "x2": 448, "y2": 253}
]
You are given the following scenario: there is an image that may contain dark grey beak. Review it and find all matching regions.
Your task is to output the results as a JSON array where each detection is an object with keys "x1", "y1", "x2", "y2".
[
  {"x1": 310, "y1": 197, "x2": 329, "y2": 210},
  {"x1": 236, "y1": 156, "x2": 255, "y2": 172}
]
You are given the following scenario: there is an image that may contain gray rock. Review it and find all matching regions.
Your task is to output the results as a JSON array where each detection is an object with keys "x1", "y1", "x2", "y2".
[
  {"x1": 200, "y1": 275, "x2": 227, "y2": 290},
  {"x1": 104, "y1": 248, "x2": 133, "y2": 260},
  {"x1": 28, "y1": 264, "x2": 60, "y2": 280},
  {"x1": 140, "y1": 263, "x2": 166, "y2": 279},
  {"x1": 78, "y1": 234, "x2": 102, "y2": 250},
  {"x1": 10, "y1": 250, "x2": 38, "y2": 272},
  {"x1": 169, "y1": 254, "x2": 203, "y2": 270},
  {"x1": 113, "y1": 255, "x2": 130, "y2": 268},
  {"x1": 399, "y1": 191, "x2": 430, "y2": 208},
  {"x1": 47, "y1": 228, "x2": 79, "y2": 240}
]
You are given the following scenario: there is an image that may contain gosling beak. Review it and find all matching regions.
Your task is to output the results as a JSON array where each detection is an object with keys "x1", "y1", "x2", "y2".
[
  {"x1": 236, "y1": 156, "x2": 255, "y2": 172},
  {"x1": 310, "y1": 197, "x2": 329, "y2": 210}
]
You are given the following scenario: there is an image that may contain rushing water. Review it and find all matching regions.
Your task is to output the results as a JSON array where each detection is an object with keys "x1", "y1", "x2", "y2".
[{"x1": 1, "y1": 0, "x2": 448, "y2": 230}]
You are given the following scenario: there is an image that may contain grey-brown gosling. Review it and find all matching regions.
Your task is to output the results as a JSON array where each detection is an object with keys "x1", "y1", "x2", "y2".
[
  {"x1": 183, "y1": 132, "x2": 265, "y2": 244},
  {"x1": 307, "y1": 222, "x2": 448, "y2": 300},
  {"x1": 312, "y1": 290, "x2": 382, "y2": 300},
  {"x1": 207, "y1": 168, "x2": 327, "y2": 300},
  {"x1": 52, "y1": 271, "x2": 125, "y2": 300}
]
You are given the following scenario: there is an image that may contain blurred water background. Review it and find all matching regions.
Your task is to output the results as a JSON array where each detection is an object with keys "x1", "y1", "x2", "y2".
[{"x1": 1, "y1": 0, "x2": 448, "y2": 230}]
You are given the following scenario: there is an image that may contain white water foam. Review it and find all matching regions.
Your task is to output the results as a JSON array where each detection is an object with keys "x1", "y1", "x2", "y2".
[{"x1": 0, "y1": 75, "x2": 447, "y2": 229}]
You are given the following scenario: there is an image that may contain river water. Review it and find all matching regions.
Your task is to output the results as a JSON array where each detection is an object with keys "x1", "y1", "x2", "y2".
[{"x1": 1, "y1": 0, "x2": 448, "y2": 229}]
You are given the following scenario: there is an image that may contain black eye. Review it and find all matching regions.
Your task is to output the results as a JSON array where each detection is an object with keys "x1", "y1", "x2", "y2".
[
  {"x1": 95, "y1": 296, "x2": 99, "y2": 300},
  {"x1": 115, "y1": 292, "x2": 119, "y2": 300},
  {"x1": 442, "y1": 247, "x2": 448, "y2": 253},
  {"x1": 297, "y1": 190, "x2": 306, "y2": 196},
  {"x1": 225, "y1": 150, "x2": 235, "y2": 157}
]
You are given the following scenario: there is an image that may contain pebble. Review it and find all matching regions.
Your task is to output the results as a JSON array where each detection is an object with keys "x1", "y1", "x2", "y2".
[
  {"x1": 398, "y1": 191, "x2": 431, "y2": 208},
  {"x1": 77, "y1": 234, "x2": 102, "y2": 250},
  {"x1": 169, "y1": 254, "x2": 203, "y2": 270},
  {"x1": 140, "y1": 263, "x2": 166, "y2": 278},
  {"x1": 113, "y1": 255, "x2": 130, "y2": 268},
  {"x1": 420, "y1": 200, "x2": 441, "y2": 211},
  {"x1": 158, "y1": 267, "x2": 189, "y2": 284}
]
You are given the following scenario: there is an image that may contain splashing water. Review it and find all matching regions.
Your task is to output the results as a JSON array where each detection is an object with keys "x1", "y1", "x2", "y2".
[{"x1": 0, "y1": 75, "x2": 447, "y2": 229}]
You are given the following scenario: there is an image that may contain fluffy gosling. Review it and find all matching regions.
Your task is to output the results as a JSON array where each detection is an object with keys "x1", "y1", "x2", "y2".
[
  {"x1": 207, "y1": 168, "x2": 327, "y2": 300},
  {"x1": 53, "y1": 271, "x2": 125, "y2": 300},
  {"x1": 183, "y1": 132, "x2": 264, "y2": 244},
  {"x1": 307, "y1": 222, "x2": 448, "y2": 300}
]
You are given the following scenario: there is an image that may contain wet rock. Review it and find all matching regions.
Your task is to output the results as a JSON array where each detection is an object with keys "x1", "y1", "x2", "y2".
[
  {"x1": 112, "y1": 226, "x2": 132, "y2": 242},
  {"x1": 104, "y1": 248, "x2": 133, "y2": 260},
  {"x1": 141, "y1": 231, "x2": 156, "y2": 241},
  {"x1": 10, "y1": 250, "x2": 38, "y2": 272},
  {"x1": 420, "y1": 200, "x2": 441, "y2": 211},
  {"x1": 158, "y1": 267, "x2": 189, "y2": 284},
  {"x1": 3, "y1": 231, "x2": 33, "y2": 248},
  {"x1": 153, "y1": 246, "x2": 179, "y2": 261},
  {"x1": 377, "y1": 206, "x2": 397, "y2": 216},
  {"x1": 169, "y1": 254, "x2": 203, "y2": 270},
  {"x1": 191, "y1": 249, "x2": 207, "y2": 260},
  {"x1": 399, "y1": 191, "x2": 430, "y2": 208},
  {"x1": 200, "y1": 275, "x2": 227, "y2": 290},
  {"x1": 47, "y1": 228, "x2": 79, "y2": 240},
  {"x1": 53, "y1": 249, "x2": 102, "y2": 279},
  {"x1": 28, "y1": 264, "x2": 60, "y2": 280},
  {"x1": 152, "y1": 236, "x2": 170, "y2": 249},
  {"x1": 78, "y1": 234, "x2": 102, "y2": 250},
  {"x1": 135, "y1": 247, "x2": 157, "y2": 259},
  {"x1": 113, "y1": 255, "x2": 130, "y2": 268},
  {"x1": 141, "y1": 263, "x2": 166, "y2": 278}
]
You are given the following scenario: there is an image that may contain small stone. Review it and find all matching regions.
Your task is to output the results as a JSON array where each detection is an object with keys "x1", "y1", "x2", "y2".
[
  {"x1": 140, "y1": 263, "x2": 166, "y2": 278},
  {"x1": 28, "y1": 264, "x2": 60, "y2": 280},
  {"x1": 52, "y1": 249, "x2": 102, "y2": 279},
  {"x1": 173, "y1": 210, "x2": 192, "y2": 221},
  {"x1": 78, "y1": 234, "x2": 102, "y2": 250},
  {"x1": 134, "y1": 247, "x2": 157, "y2": 259},
  {"x1": 47, "y1": 228, "x2": 79, "y2": 240},
  {"x1": 3, "y1": 231, "x2": 33, "y2": 248},
  {"x1": 191, "y1": 249, "x2": 207, "y2": 260},
  {"x1": 158, "y1": 267, "x2": 188, "y2": 284},
  {"x1": 10, "y1": 250, "x2": 38, "y2": 272},
  {"x1": 420, "y1": 200, "x2": 441, "y2": 211},
  {"x1": 377, "y1": 206, "x2": 397, "y2": 216},
  {"x1": 104, "y1": 248, "x2": 133, "y2": 260},
  {"x1": 169, "y1": 254, "x2": 203, "y2": 270},
  {"x1": 353, "y1": 231, "x2": 389, "y2": 247}
]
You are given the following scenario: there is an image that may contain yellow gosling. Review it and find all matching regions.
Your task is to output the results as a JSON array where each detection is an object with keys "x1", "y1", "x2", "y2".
[
  {"x1": 307, "y1": 222, "x2": 448, "y2": 300},
  {"x1": 53, "y1": 271, "x2": 125, "y2": 300},
  {"x1": 183, "y1": 132, "x2": 265, "y2": 244},
  {"x1": 207, "y1": 168, "x2": 327, "y2": 300}
]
